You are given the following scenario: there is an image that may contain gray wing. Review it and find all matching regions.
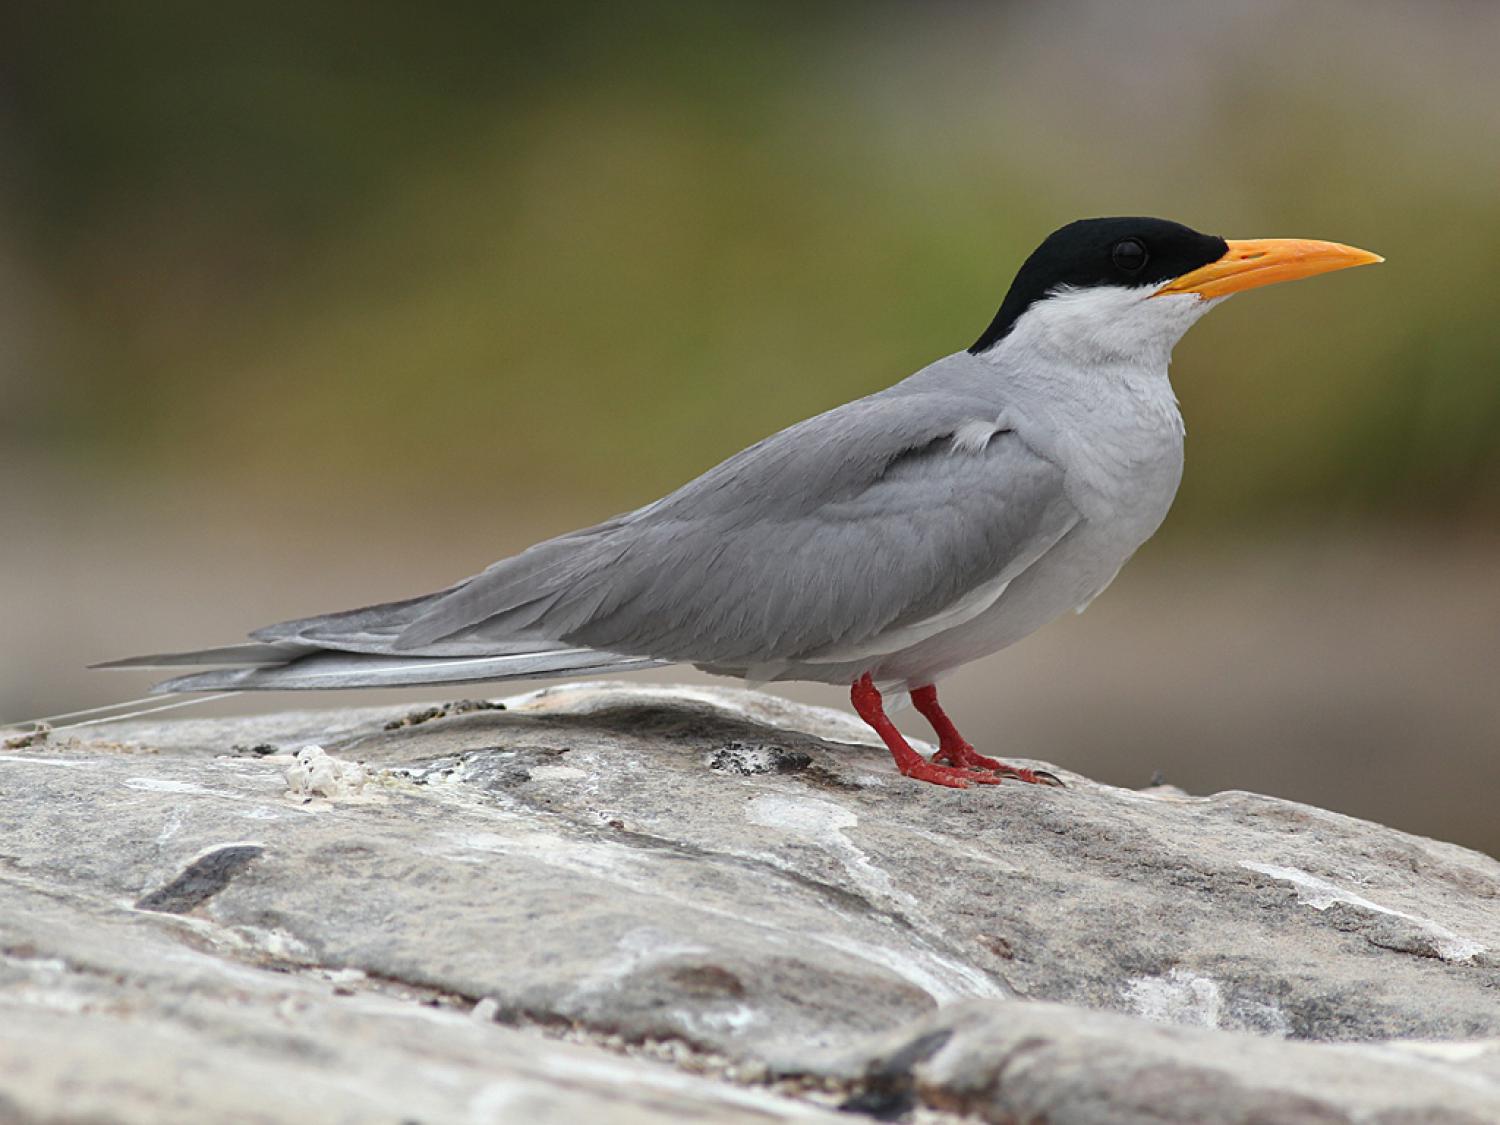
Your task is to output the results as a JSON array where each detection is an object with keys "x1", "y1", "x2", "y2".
[{"x1": 395, "y1": 386, "x2": 1078, "y2": 669}]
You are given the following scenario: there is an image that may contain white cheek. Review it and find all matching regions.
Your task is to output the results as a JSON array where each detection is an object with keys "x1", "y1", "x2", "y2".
[
  {"x1": 1147, "y1": 292, "x2": 1209, "y2": 316},
  {"x1": 1137, "y1": 292, "x2": 1223, "y2": 351},
  {"x1": 1085, "y1": 290, "x2": 1217, "y2": 362},
  {"x1": 980, "y1": 285, "x2": 1225, "y2": 369}
]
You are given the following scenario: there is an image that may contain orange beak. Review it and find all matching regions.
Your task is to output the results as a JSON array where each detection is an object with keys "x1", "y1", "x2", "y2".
[{"x1": 1153, "y1": 238, "x2": 1383, "y2": 300}]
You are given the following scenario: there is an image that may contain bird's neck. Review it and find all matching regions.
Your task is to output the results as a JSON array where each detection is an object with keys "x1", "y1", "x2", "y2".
[
  {"x1": 981, "y1": 331, "x2": 1179, "y2": 425},
  {"x1": 976, "y1": 327, "x2": 1186, "y2": 518},
  {"x1": 971, "y1": 286, "x2": 1203, "y2": 441},
  {"x1": 979, "y1": 285, "x2": 1214, "y2": 373}
]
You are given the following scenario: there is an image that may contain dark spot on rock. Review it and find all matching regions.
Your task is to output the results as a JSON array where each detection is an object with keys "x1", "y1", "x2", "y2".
[
  {"x1": 838, "y1": 1085, "x2": 915, "y2": 1120},
  {"x1": 493, "y1": 766, "x2": 534, "y2": 788},
  {"x1": 135, "y1": 845, "x2": 264, "y2": 913},
  {"x1": 871, "y1": 1028, "x2": 953, "y2": 1081},
  {"x1": 455, "y1": 746, "x2": 574, "y2": 791},
  {"x1": 666, "y1": 964, "x2": 747, "y2": 998},
  {"x1": 3, "y1": 725, "x2": 49, "y2": 750},
  {"x1": 390, "y1": 753, "x2": 472, "y2": 785},
  {"x1": 840, "y1": 1029, "x2": 952, "y2": 1120},
  {"x1": 383, "y1": 699, "x2": 505, "y2": 731},
  {"x1": 450, "y1": 699, "x2": 506, "y2": 716},
  {"x1": 231, "y1": 743, "x2": 279, "y2": 757},
  {"x1": 706, "y1": 741, "x2": 812, "y2": 775},
  {"x1": 385, "y1": 706, "x2": 445, "y2": 730},
  {"x1": 607, "y1": 819, "x2": 626, "y2": 830},
  {"x1": 800, "y1": 765, "x2": 864, "y2": 791},
  {"x1": 978, "y1": 933, "x2": 1015, "y2": 959}
]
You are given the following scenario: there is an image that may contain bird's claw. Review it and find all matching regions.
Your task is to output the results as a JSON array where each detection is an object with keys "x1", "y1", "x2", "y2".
[
  {"x1": 932, "y1": 742, "x2": 1002, "y2": 771},
  {"x1": 987, "y1": 762, "x2": 1065, "y2": 787},
  {"x1": 902, "y1": 759, "x2": 1004, "y2": 788},
  {"x1": 932, "y1": 742, "x2": 1065, "y2": 787}
]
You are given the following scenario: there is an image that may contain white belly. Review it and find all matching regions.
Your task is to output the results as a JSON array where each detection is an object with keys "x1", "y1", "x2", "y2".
[{"x1": 865, "y1": 519, "x2": 1149, "y2": 688}]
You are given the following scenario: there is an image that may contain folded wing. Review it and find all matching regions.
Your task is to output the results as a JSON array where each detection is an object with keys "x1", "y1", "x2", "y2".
[
  {"x1": 108, "y1": 381, "x2": 1078, "y2": 693},
  {"x1": 397, "y1": 389, "x2": 1078, "y2": 672}
]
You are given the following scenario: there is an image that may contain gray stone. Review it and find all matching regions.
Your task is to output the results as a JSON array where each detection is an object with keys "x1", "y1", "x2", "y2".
[
  {"x1": 0, "y1": 879, "x2": 845, "y2": 1124},
  {"x1": 831, "y1": 1003, "x2": 1500, "y2": 1124},
  {"x1": 3, "y1": 681, "x2": 1498, "y2": 1122}
]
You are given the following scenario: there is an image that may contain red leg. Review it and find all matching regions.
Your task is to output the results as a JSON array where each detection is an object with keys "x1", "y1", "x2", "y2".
[
  {"x1": 910, "y1": 684, "x2": 1064, "y2": 787},
  {"x1": 850, "y1": 674, "x2": 1000, "y2": 788}
]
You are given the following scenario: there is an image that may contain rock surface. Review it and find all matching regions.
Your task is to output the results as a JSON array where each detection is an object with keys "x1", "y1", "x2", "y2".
[{"x1": 3, "y1": 681, "x2": 1499, "y2": 1122}]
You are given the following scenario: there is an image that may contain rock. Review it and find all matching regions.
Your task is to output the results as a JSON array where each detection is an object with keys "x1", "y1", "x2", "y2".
[
  {"x1": 0, "y1": 878, "x2": 843, "y2": 1125},
  {"x1": 2, "y1": 681, "x2": 1498, "y2": 1122},
  {"x1": 834, "y1": 1002, "x2": 1500, "y2": 1124}
]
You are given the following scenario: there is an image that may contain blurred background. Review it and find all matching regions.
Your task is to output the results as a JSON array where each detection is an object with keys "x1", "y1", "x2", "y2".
[{"x1": 2, "y1": 1, "x2": 1497, "y2": 853}]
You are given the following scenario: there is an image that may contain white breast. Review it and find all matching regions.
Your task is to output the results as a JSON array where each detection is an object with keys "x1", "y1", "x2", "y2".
[{"x1": 867, "y1": 332, "x2": 1189, "y2": 689}]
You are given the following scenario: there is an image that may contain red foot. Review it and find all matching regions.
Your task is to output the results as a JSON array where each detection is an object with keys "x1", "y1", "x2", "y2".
[
  {"x1": 931, "y1": 739, "x2": 1004, "y2": 771},
  {"x1": 850, "y1": 674, "x2": 1001, "y2": 788},
  {"x1": 910, "y1": 684, "x2": 1064, "y2": 787},
  {"x1": 901, "y1": 757, "x2": 1004, "y2": 789}
]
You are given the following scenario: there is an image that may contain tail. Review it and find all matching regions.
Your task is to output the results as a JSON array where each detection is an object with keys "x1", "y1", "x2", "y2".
[
  {"x1": 99, "y1": 641, "x2": 666, "y2": 694},
  {"x1": 93, "y1": 585, "x2": 667, "y2": 695},
  {"x1": 6, "y1": 640, "x2": 662, "y2": 734}
]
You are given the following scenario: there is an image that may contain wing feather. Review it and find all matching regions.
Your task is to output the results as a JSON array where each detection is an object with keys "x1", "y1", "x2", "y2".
[{"x1": 397, "y1": 386, "x2": 1077, "y2": 670}]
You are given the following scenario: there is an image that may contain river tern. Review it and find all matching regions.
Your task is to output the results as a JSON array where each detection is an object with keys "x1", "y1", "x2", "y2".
[{"x1": 102, "y1": 217, "x2": 1381, "y2": 787}]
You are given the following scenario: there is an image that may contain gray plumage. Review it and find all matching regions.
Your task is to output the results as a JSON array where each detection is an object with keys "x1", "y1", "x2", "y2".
[
  {"x1": 114, "y1": 325, "x2": 1185, "y2": 698},
  {"x1": 401, "y1": 373, "x2": 1074, "y2": 665}
]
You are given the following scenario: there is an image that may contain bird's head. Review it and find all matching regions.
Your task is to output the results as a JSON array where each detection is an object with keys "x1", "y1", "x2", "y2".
[{"x1": 970, "y1": 217, "x2": 1382, "y2": 368}]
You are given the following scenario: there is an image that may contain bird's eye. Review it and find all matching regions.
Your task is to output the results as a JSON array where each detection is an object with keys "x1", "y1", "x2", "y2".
[{"x1": 1112, "y1": 238, "x2": 1148, "y2": 274}]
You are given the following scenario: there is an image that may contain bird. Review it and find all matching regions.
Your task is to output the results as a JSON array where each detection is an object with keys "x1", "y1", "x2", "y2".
[{"x1": 101, "y1": 217, "x2": 1381, "y2": 788}]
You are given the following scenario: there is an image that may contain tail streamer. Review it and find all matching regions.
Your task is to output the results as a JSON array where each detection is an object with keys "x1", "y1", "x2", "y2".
[{"x1": 5, "y1": 692, "x2": 241, "y2": 734}]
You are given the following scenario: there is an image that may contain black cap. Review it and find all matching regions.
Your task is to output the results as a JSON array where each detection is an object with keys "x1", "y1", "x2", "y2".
[{"x1": 969, "y1": 217, "x2": 1229, "y2": 354}]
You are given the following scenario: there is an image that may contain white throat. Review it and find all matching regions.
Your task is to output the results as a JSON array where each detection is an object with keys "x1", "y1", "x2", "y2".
[
  {"x1": 969, "y1": 284, "x2": 1212, "y2": 484},
  {"x1": 979, "y1": 285, "x2": 1221, "y2": 373}
]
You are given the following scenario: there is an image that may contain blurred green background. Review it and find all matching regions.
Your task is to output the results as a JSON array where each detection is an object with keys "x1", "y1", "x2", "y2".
[{"x1": 3, "y1": 2, "x2": 1498, "y2": 851}]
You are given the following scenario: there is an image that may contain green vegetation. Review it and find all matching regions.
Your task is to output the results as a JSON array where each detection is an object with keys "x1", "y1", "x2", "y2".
[{"x1": 5, "y1": 2, "x2": 1498, "y2": 528}]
